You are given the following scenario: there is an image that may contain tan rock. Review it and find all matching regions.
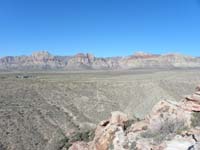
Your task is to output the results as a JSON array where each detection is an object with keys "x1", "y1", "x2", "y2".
[
  {"x1": 129, "y1": 120, "x2": 148, "y2": 133},
  {"x1": 112, "y1": 126, "x2": 127, "y2": 150},
  {"x1": 185, "y1": 94, "x2": 200, "y2": 103},
  {"x1": 146, "y1": 100, "x2": 191, "y2": 130},
  {"x1": 90, "y1": 111, "x2": 128, "y2": 150},
  {"x1": 195, "y1": 91, "x2": 200, "y2": 95},
  {"x1": 99, "y1": 120, "x2": 109, "y2": 126},
  {"x1": 69, "y1": 85, "x2": 200, "y2": 150},
  {"x1": 93, "y1": 124, "x2": 118, "y2": 150},
  {"x1": 181, "y1": 100, "x2": 200, "y2": 112},
  {"x1": 110, "y1": 111, "x2": 128, "y2": 125},
  {"x1": 183, "y1": 87, "x2": 200, "y2": 111},
  {"x1": 135, "y1": 139, "x2": 166, "y2": 150},
  {"x1": 68, "y1": 141, "x2": 89, "y2": 150}
]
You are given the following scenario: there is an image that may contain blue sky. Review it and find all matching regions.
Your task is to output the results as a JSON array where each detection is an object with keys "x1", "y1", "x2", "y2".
[{"x1": 0, "y1": 0, "x2": 200, "y2": 57}]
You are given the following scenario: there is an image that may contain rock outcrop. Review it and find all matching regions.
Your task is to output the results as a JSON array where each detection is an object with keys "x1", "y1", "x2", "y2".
[
  {"x1": 68, "y1": 86, "x2": 200, "y2": 150},
  {"x1": 181, "y1": 85, "x2": 200, "y2": 112},
  {"x1": 0, "y1": 51, "x2": 200, "y2": 71}
]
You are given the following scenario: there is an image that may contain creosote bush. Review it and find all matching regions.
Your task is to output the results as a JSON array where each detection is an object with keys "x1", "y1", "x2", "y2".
[
  {"x1": 191, "y1": 112, "x2": 200, "y2": 127},
  {"x1": 61, "y1": 129, "x2": 95, "y2": 149},
  {"x1": 141, "y1": 119, "x2": 186, "y2": 144},
  {"x1": 70, "y1": 130, "x2": 95, "y2": 143},
  {"x1": 59, "y1": 137, "x2": 71, "y2": 150}
]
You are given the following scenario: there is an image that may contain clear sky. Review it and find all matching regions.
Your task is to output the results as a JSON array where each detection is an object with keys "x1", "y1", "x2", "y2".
[{"x1": 0, "y1": 0, "x2": 200, "y2": 57}]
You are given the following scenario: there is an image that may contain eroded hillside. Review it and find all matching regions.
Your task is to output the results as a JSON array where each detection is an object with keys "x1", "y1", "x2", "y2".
[{"x1": 0, "y1": 69, "x2": 200, "y2": 149}]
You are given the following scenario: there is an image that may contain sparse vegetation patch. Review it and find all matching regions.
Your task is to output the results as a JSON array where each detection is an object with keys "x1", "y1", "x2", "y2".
[
  {"x1": 191, "y1": 112, "x2": 200, "y2": 127},
  {"x1": 61, "y1": 129, "x2": 95, "y2": 149},
  {"x1": 141, "y1": 120, "x2": 186, "y2": 144}
]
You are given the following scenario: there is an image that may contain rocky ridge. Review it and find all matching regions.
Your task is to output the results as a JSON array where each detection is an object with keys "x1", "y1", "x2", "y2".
[
  {"x1": 68, "y1": 86, "x2": 200, "y2": 150},
  {"x1": 0, "y1": 51, "x2": 200, "y2": 71}
]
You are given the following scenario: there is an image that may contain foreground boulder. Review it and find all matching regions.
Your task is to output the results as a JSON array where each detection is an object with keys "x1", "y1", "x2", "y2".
[
  {"x1": 69, "y1": 86, "x2": 200, "y2": 150},
  {"x1": 181, "y1": 84, "x2": 200, "y2": 112},
  {"x1": 68, "y1": 142, "x2": 89, "y2": 150},
  {"x1": 90, "y1": 111, "x2": 128, "y2": 150}
]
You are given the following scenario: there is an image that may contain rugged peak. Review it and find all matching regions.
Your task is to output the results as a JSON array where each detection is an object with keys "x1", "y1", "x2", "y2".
[
  {"x1": 0, "y1": 51, "x2": 200, "y2": 71},
  {"x1": 74, "y1": 53, "x2": 95, "y2": 58},
  {"x1": 86, "y1": 53, "x2": 95, "y2": 58},
  {"x1": 86, "y1": 53, "x2": 95, "y2": 63},
  {"x1": 68, "y1": 53, "x2": 95, "y2": 65},
  {"x1": 31, "y1": 51, "x2": 52, "y2": 58},
  {"x1": 132, "y1": 51, "x2": 159, "y2": 59},
  {"x1": 163, "y1": 53, "x2": 192, "y2": 59}
]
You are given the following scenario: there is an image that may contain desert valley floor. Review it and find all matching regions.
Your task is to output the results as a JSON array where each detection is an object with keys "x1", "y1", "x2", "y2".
[{"x1": 0, "y1": 68, "x2": 200, "y2": 150}]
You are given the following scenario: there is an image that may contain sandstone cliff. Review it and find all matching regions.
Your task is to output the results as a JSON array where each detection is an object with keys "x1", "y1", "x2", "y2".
[{"x1": 0, "y1": 51, "x2": 200, "y2": 71}]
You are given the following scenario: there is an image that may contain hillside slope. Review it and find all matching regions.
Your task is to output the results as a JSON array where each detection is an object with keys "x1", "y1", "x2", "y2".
[{"x1": 0, "y1": 70, "x2": 200, "y2": 149}]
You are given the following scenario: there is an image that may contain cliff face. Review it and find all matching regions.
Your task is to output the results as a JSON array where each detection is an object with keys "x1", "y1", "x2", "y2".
[
  {"x1": 0, "y1": 51, "x2": 200, "y2": 71},
  {"x1": 68, "y1": 86, "x2": 200, "y2": 150}
]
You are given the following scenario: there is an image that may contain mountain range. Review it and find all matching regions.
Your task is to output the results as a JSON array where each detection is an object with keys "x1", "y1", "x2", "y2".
[{"x1": 0, "y1": 51, "x2": 200, "y2": 71}]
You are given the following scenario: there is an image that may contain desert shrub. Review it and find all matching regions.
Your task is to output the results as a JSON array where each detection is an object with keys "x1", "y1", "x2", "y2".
[
  {"x1": 176, "y1": 126, "x2": 188, "y2": 135},
  {"x1": 0, "y1": 142, "x2": 7, "y2": 150},
  {"x1": 70, "y1": 132, "x2": 86, "y2": 143},
  {"x1": 130, "y1": 141, "x2": 136, "y2": 150},
  {"x1": 59, "y1": 129, "x2": 95, "y2": 149},
  {"x1": 64, "y1": 141, "x2": 72, "y2": 150},
  {"x1": 141, "y1": 119, "x2": 185, "y2": 143},
  {"x1": 0, "y1": 76, "x2": 6, "y2": 79},
  {"x1": 70, "y1": 130, "x2": 95, "y2": 143},
  {"x1": 191, "y1": 112, "x2": 200, "y2": 127},
  {"x1": 60, "y1": 136, "x2": 69, "y2": 144},
  {"x1": 60, "y1": 130, "x2": 95, "y2": 149},
  {"x1": 59, "y1": 137, "x2": 71, "y2": 150},
  {"x1": 108, "y1": 143, "x2": 114, "y2": 150}
]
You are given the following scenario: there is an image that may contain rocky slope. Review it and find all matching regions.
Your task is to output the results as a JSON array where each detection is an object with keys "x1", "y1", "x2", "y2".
[
  {"x1": 0, "y1": 51, "x2": 200, "y2": 71},
  {"x1": 68, "y1": 85, "x2": 200, "y2": 150},
  {"x1": 1, "y1": 71, "x2": 200, "y2": 150}
]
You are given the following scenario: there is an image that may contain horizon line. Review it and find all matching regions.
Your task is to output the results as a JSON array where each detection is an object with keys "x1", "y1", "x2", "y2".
[{"x1": 0, "y1": 50, "x2": 199, "y2": 58}]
